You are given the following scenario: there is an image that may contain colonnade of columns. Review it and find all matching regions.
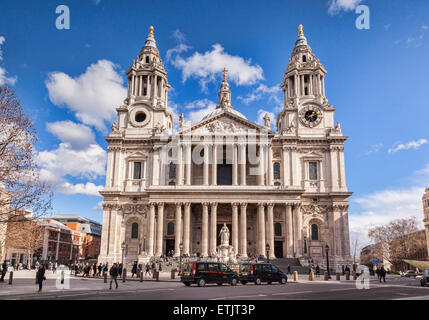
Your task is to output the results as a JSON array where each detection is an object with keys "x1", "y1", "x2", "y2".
[
  {"x1": 169, "y1": 143, "x2": 273, "y2": 187},
  {"x1": 145, "y1": 202, "x2": 302, "y2": 259}
]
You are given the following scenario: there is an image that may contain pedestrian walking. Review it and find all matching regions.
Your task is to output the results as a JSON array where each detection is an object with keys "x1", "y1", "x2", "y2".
[
  {"x1": 315, "y1": 265, "x2": 320, "y2": 278},
  {"x1": 36, "y1": 263, "x2": 46, "y2": 293},
  {"x1": 109, "y1": 263, "x2": 119, "y2": 289},
  {"x1": 131, "y1": 262, "x2": 137, "y2": 278},
  {"x1": 0, "y1": 261, "x2": 7, "y2": 282},
  {"x1": 145, "y1": 263, "x2": 151, "y2": 276},
  {"x1": 287, "y1": 265, "x2": 291, "y2": 275},
  {"x1": 379, "y1": 267, "x2": 386, "y2": 283}
]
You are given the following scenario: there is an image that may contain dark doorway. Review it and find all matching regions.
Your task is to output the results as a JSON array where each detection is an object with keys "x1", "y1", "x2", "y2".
[
  {"x1": 217, "y1": 164, "x2": 232, "y2": 185},
  {"x1": 217, "y1": 223, "x2": 232, "y2": 246},
  {"x1": 165, "y1": 239, "x2": 175, "y2": 255},
  {"x1": 274, "y1": 241, "x2": 283, "y2": 258}
]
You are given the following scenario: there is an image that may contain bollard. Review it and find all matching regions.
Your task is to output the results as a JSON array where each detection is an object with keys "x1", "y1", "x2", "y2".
[
  {"x1": 140, "y1": 270, "x2": 143, "y2": 282},
  {"x1": 122, "y1": 268, "x2": 127, "y2": 283},
  {"x1": 8, "y1": 271, "x2": 13, "y2": 285},
  {"x1": 104, "y1": 272, "x2": 107, "y2": 283},
  {"x1": 336, "y1": 272, "x2": 340, "y2": 281},
  {"x1": 346, "y1": 271, "x2": 350, "y2": 280},
  {"x1": 324, "y1": 271, "x2": 329, "y2": 281},
  {"x1": 309, "y1": 271, "x2": 314, "y2": 281},
  {"x1": 353, "y1": 271, "x2": 357, "y2": 281},
  {"x1": 171, "y1": 269, "x2": 175, "y2": 279},
  {"x1": 136, "y1": 269, "x2": 140, "y2": 278},
  {"x1": 293, "y1": 271, "x2": 298, "y2": 282},
  {"x1": 156, "y1": 271, "x2": 159, "y2": 281}
]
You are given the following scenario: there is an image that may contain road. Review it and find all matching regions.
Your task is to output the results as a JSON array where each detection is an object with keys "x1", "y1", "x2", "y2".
[{"x1": 2, "y1": 275, "x2": 429, "y2": 300}]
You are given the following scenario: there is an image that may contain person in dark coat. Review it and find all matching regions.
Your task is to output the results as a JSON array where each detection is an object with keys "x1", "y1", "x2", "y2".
[
  {"x1": 97, "y1": 263, "x2": 103, "y2": 277},
  {"x1": 93, "y1": 263, "x2": 97, "y2": 277},
  {"x1": 0, "y1": 261, "x2": 7, "y2": 282},
  {"x1": 36, "y1": 263, "x2": 46, "y2": 292},
  {"x1": 379, "y1": 267, "x2": 386, "y2": 283},
  {"x1": 109, "y1": 263, "x2": 119, "y2": 289},
  {"x1": 315, "y1": 265, "x2": 320, "y2": 278},
  {"x1": 287, "y1": 265, "x2": 291, "y2": 275},
  {"x1": 131, "y1": 262, "x2": 137, "y2": 277}
]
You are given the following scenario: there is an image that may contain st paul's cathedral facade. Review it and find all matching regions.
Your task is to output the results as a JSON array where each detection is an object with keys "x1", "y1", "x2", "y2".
[{"x1": 98, "y1": 25, "x2": 353, "y2": 269}]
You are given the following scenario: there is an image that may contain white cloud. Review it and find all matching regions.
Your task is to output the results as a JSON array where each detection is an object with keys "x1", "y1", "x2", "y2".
[
  {"x1": 238, "y1": 84, "x2": 281, "y2": 104},
  {"x1": 56, "y1": 182, "x2": 103, "y2": 196},
  {"x1": 350, "y1": 186, "x2": 425, "y2": 246},
  {"x1": 328, "y1": 0, "x2": 363, "y2": 15},
  {"x1": 186, "y1": 99, "x2": 217, "y2": 124},
  {"x1": 388, "y1": 138, "x2": 428, "y2": 154},
  {"x1": 38, "y1": 142, "x2": 106, "y2": 181},
  {"x1": 0, "y1": 36, "x2": 17, "y2": 86},
  {"x1": 384, "y1": 24, "x2": 391, "y2": 31},
  {"x1": 46, "y1": 121, "x2": 95, "y2": 150},
  {"x1": 45, "y1": 60, "x2": 127, "y2": 131},
  {"x1": 169, "y1": 43, "x2": 264, "y2": 90},
  {"x1": 171, "y1": 29, "x2": 186, "y2": 43},
  {"x1": 365, "y1": 143, "x2": 383, "y2": 155},
  {"x1": 422, "y1": 25, "x2": 428, "y2": 30},
  {"x1": 166, "y1": 43, "x2": 191, "y2": 62}
]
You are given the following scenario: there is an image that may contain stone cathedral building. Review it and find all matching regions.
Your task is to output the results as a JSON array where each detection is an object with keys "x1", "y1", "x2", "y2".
[{"x1": 98, "y1": 25, "x2": 353, "y2": 268}]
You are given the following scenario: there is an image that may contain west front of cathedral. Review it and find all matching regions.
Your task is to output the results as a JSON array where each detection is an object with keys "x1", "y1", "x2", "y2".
[{"x1": 98, "y1": 25, "x2": 353, "y2": 269}]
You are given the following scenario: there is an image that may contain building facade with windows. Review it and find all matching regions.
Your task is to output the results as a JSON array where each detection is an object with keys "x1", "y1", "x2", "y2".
[{"x1": 98, "y1": 25, "x2": 353, "y2": 269}]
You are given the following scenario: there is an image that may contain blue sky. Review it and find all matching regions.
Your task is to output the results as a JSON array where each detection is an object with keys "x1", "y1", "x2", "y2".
[{"x1": 0, "y1": 0, "x2": 428, "y2": 247}]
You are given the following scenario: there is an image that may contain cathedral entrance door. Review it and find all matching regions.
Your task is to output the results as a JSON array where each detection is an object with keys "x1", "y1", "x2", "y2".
[
  {"x1": 165, "y1": 239, "x2": 175, "y2": 255},
  {"x1": 274, "y1": 241, "x2": 283, "y2": 258},
  {"x1": 217, "y1": 164, "x2": 232, "y2": 185}
]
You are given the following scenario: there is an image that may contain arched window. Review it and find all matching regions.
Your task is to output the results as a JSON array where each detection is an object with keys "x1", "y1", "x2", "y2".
[
  {"x1": 273, "y1": 162, "x2": 281, "y2": 180},
  {"x1": 274, "y1": 223, "x2": 282, "y2": 236},
  {"x1": 167, "y1": 222, "x2": 174, "y2": 235},
  {"x1": 145, "y1": 56, "x2": 149, "y2": 63},
  {"x1": 311, "y1": 224, "x2": 319, "y2": 241},
  {"x1": 302, "y1": 55, "x2": 307, "y2": 62},
  {"x1": 169, "y1": 162, "x2": 176, "y2": 179},
  {"x1": 131, "y1": 223, "x2": 139, "y2": 239}
]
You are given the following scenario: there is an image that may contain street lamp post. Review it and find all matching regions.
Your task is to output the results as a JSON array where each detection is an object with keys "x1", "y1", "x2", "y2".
[
  {"x1": 179, "y1": 243, "x2": 183, "y2": 275},
  {"x1": 325, "y1": 244, "x2": 331, "y2": 279},
  {"x1": 266, "y1": 243, "x2": 270, "y2": 264},
  {"x1": 121, "y1": 241, "x2": 126, "y2": 267}
]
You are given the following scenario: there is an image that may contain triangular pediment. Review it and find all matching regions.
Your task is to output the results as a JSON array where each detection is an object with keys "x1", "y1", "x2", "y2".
[{"x1": 180, "y1": 109, "x2": 274, "y2": 136}]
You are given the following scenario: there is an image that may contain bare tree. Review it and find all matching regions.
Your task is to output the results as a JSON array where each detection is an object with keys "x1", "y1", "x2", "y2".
[
  {"x1": 0, "y1": 85, "x2": 52, "y2": 261},
  {"x1": 368, "y1": 217, "x2": 426, "y2": 270},
  {"x1": 5, "y1": 215, "x2": 45, "y2": 266}
]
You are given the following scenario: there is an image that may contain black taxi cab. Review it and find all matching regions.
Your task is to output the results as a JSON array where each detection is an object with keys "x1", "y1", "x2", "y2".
[{"x1": 181, "y1": 261, "x2": 238, "y2": 287}]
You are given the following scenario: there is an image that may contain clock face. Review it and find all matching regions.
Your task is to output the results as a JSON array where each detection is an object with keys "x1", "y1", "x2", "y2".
[{"x1": 299, "y1": 106, "x2": 323, "y2": 128}]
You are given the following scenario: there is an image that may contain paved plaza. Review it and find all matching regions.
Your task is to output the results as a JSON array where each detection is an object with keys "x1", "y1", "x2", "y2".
[{"x1": 1, "y1": 270, "x2": 428, "y2": 300}]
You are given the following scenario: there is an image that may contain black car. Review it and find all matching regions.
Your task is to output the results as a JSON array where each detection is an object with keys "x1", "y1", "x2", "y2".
[
  {"x1": 420, "y1": 268, "x2": 429, "y2": 287},
  {"x1": 181, "y1": 262, "x2": 238, "y2": 287},
  {"x1": 239, "y1": 263, "x2": 287, "y2": 285}
]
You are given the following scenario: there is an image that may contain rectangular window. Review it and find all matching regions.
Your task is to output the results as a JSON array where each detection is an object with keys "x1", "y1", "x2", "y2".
[
  {"x1": 133, "y1": 162, "x2": 142, "y2": 179},
  {"x1": 309, "y1": 162, "x2": 318, "y2": 180}
]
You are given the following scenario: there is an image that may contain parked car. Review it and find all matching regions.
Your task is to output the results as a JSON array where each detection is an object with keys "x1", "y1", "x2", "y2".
[
  {"x1": 402, "y1": 270, "x2": 417, "y2": 278},
  {"x1": 238, "y1": 263, "x2": 287, "y2": 285},
  {"x1": 180, "y1": 262, "x2": 238, "y2": 287},
  {"x1": 420, "y1": 268, "x2": 429, "y2": 287}
]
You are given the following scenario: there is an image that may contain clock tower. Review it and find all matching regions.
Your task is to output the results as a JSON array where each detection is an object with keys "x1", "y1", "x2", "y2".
[{"x1": 277, "y1": 25, "x2": 339, "y2": 137}]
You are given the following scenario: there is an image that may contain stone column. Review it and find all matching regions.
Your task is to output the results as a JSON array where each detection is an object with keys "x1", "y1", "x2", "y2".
[
  {"x1": 152, "y1": 148, "x2": 160, "y2": 186},
  {"x1": 155, "y1": 203, "x2": 164, "y2": 257},
  {"x1": 240, "y1": 144, "x2": 246, "y2": 186},
  {"x1": 286, "y1": 205, "x2": 293, "y2": 258},
  {"x1": 282, "y1": 146, "x2": 289, "y2": 186},
  {"x1": 185, "y1": 144, "x2": 192, "y2": 185},
  {"x1": 210, "y1": 202, "x2": 217, "y2": 255},
  {"x1": 183, "y1": 203, "x2": 191, "y2": 255},
  {"x1": 174, "y1": 203, "x2": 182, "y2": 257},
  {"x1": 177, "y1": 144, "x2": 183, "y2": 186},
  {"x1": 267, "y1": 203, "x2": 275, "y2": 259},
  {"x1": 267, "y1": 144, "x2": 273, "y2": 186},
  {"x1": 201, "y1": 203, "x2": 209, "y2": 257},
  {"x1": 294, "y1": 204, "x2": 302, "y2": 257},
  {"x1": 258, "y1": 145, "x2": 265, "y2": 186},
  {"x1": 239, "y1": 202, "x2": 248, "y2": 257},
  {"x1": 232, "y1": 203, "x2": 239, "y2": 254},
  {"x1": 330, "y1": 146, "x2": 339, "y2": 191},
  {"x1": 342, "y1": 206, "x2": 351, "y2": 258},
  {"x1": 257, "y1": 203, "x2": 266, "y2": 256},
  {"x1": 212, "y1": 144, "x2": 218, "y2": 185},
  {"x1": 203, "y1": 144, "x2": 209, "y2": 185},
  {"x1": 148, "y1": 203, "x2": 156, "y2": 256},
  {"x1": 232, "y1": 144, "x2": 238, "y2": 186}
]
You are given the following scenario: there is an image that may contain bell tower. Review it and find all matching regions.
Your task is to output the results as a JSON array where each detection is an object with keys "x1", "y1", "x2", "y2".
[
  {"x1": 115, "y1": 26, "x2": 173, "y2": 137},
  {"x1": 276, "y1": 25, "x2": 337, "y2": 137}
]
